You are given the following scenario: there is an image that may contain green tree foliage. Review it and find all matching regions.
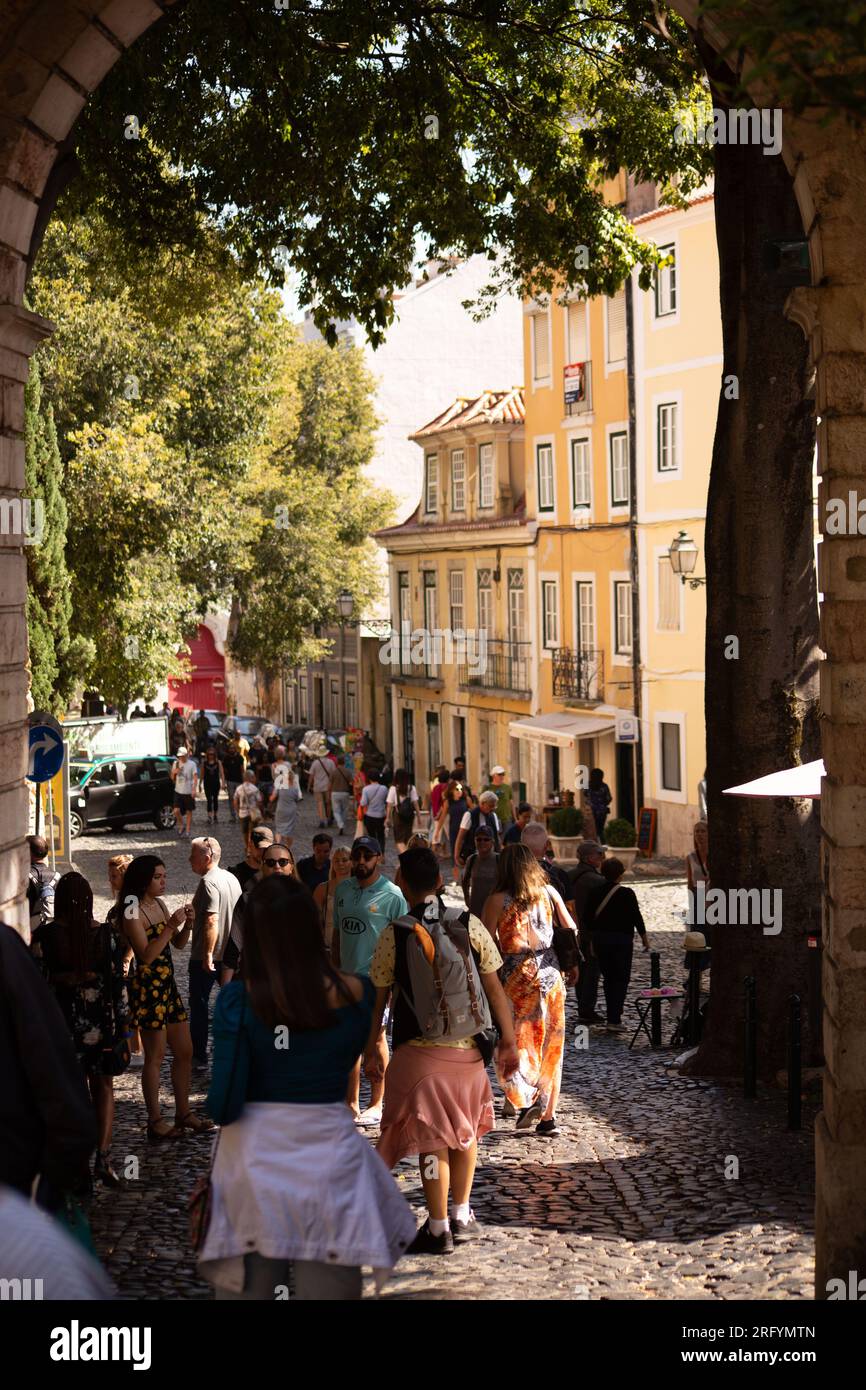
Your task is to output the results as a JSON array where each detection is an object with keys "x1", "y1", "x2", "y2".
[
  {"x1": 27, "y1": 208, "x2": 390, "y2": 706},
  {"x1": 72, "y1": 1, "x2": 712, "y2": 345},
  {"x1": 23, "y1": 360, "x2": 93, "y2": 714},
  {"x1": 229, "y1": 340, "x2": 394, "y2": 673}
]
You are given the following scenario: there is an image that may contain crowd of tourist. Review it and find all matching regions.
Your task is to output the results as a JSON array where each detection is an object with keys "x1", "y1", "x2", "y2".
[{"x1": 1, "y1": 743, "x2": 656, "y2": 1300}]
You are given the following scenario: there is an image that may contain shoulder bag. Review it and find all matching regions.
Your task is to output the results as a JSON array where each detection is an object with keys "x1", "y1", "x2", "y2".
[
  {"x1": 188, "y1": 987, "x2": 246, "y2": 1254},
  {"x1": 545, "y1": 887, "x2": 580, "y2": 973}
]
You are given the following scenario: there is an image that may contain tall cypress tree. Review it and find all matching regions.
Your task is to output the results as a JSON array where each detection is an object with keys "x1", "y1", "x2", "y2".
[{"x1": 24, "y1": 359, "x2": 91, "y2": 714}]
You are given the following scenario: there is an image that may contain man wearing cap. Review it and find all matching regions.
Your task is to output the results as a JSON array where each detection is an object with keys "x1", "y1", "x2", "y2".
[
  {"x1": 483, "y1": 766, "x2": 513, "y2": 833},
  {"x1": 228, "y1": 824, "x2": 273, "y2": 892},
  {"x1": 461, "y1": 823, "x2": 499, "y2": 919},
  {"x1": 568, "y1": 840, "x2": 607, "y2": 1024},
  {"x1": 332, "y1": 837, "x2": 408, "y2": 1124},
  {"x1": 171, "y1": 747, "x2": 198, "y2": 839},
  {"x1": 453, "y1": 790, "x2": 501, "y2": 870}
]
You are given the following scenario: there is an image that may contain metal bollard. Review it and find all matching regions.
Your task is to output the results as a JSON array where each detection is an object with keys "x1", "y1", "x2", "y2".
[
  {"x1": 650, "y1": 950, "x2": 662, "y2": 1047},
  {"x1": 787, "y1": 993, "x2": 802, "y2": 1131},
  {"x1": 744, "y1": 975, "x2": 757, "y2": 1099}
]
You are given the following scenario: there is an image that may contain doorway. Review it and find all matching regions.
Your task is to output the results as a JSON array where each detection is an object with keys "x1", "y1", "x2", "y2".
[
  {"x1": 426, "y1": 712, "x2": 441, "y2": 779},
  {"x1": 616, "y1": 743, "x2": 636, "y2": 826},
  {"x1": 402, "y1": 707, "x2": 415, "y2": 778}
]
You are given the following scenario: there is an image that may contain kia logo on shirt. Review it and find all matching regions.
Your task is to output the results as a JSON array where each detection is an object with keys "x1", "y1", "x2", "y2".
[{"x1": 342, "y1": 917, "x2": 367, "y2": 935}]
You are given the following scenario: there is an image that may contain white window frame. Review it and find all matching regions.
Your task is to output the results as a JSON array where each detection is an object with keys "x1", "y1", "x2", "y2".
[
  {"x1": 328, "y1": 677, "x2": 340, "y2": 727},
  {"x1": 477, "y1": 568, "x2": 493, "y2": 640},
  {"x1": 653, "y1": 390, "x2": 683, "y2": 480},
  {"x1": 611, "y1": 573, "x2": 633, "y2": 663},
  {"x1": 569, "y1": 434, "x2": 592, "y2": 516},
  {"x1": 652, "y1": 238, "x2": 680, "y2": 328},
  {"x1": 607, "y1": 423, "x2": 630, "y2": 513},
  {"x1": 604, "y1": 289, "x2": 627, "y2": 374},
  {"x1": 345, "y1": 678, "x2": 357, "y2": 728},
  {"x1": 540, "y1": 575, "x2": 560, "y2": 652},
  {"x1": 573, "y1": 573, "x2": 597, "y2": 657},
  {"x1": 449, "y1": 569, "x2": 465, "y2": 635},
  {"x1": 451, "y1": 449, "x2": 466, "y2": 512},
  {"x1": 530, "y1": 309, "x2": 552, "y2": 388},
  {"x1": 655, "y1": 711, "x2": 687, "y2": 804},
  {"x1": 478, "y1": 442, "x2": 495, "y2": 509},
  {"x1": 507, "y1": 568, "x2": 527, "y2": 645},
  {"x1": 424, "y1": 452, "x2": 439, "y2": 514},
  {"x1": 536, "y1": 440, "x2": 556, "y2": 513},
  {"x1": 423, "y1": 571, "x2": 438, "y2": 675},
  {"x1": 654, "y1": 545, "x2": 684, "y2": 633}
]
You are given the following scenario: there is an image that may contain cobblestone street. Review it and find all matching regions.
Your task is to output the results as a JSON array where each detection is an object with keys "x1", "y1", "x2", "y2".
[{"x1": 73, "y1": 792, "x2": 815, "y2": 1301}]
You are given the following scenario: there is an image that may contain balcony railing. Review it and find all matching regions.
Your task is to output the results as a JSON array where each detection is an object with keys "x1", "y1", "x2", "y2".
[
  {"x1": 552, "y1": 646, "x2": 604, "y2": 702},
  {"x1": 458, "y1": 639, "x2": 531, "y2": 696},
  {"x1": 564, "y1": 359, "x2": 592, "y2": 416}
]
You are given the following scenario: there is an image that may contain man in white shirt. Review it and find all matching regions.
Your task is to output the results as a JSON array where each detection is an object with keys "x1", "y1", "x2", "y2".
[
  {"x1": 171, "y1": 747, "x2": 198, "y2": 838},
  {"x1": 359, "y1": 770, "x2": 389, "y2": 850},
  {"x1": 308, "y1": 751, "x2": 333, "y2": 827}
]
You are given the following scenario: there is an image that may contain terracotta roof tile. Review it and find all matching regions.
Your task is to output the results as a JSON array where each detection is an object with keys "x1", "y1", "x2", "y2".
[{"x1": 409, "y1": 387, "x2": 525, "y2": 439}]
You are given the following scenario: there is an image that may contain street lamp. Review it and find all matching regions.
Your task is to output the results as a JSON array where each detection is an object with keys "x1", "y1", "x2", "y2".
[
  {"x1": 336, "y1": 589, "x2": 354, "y2": 728},
  {"x1": 668, "y1": 530, "x2": 706, "y2": 589}
]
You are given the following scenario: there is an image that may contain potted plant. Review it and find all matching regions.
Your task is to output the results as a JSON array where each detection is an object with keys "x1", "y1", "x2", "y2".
[
  {"x1": 604, "y1": 817, "x2": 639, "y2": 871},
  {"x1": 548, "y1": 805, "x2": 584, "y2": 862}
]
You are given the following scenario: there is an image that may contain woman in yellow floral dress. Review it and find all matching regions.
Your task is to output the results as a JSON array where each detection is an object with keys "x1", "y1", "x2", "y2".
[
  {"x1": 120, "y1": 855, "x2": 212, "y2": 1143},
  {"x1": 482, "y1": 845, "x2": 577, "y2": 1136}
]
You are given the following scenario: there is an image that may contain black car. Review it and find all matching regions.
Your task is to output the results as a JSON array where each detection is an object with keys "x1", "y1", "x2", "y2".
[
  {"x1": 216, "y1": 715, "x2": 278, "y2": 752},
  {"x1": 69, "y1": 755, "x2": 177, "y2": 838}
]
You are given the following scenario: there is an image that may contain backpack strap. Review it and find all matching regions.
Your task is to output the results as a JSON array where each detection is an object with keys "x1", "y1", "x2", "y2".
[
  {"x1": 593, "y1": 883, "x2": 622, "y2": 921},
  {"x1": 440, "y1": 912, "x2": 486, "y2": 1030}
]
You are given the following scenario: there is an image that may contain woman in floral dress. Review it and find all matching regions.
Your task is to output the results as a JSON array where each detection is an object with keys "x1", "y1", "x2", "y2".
[
  {"x1": 119, "y1": 854, "x2": 212, "y2": 1143},
  {"x1": 32, "y1": 870, "x2": 129, "y2": 1187},
  {"x1": 482, "y1": 845, "x2": 577, "y2": 1137}
]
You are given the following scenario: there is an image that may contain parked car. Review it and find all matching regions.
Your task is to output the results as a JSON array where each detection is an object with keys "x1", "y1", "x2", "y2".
[
  {"x1": 69, "y1": 754, "x2": 177, "y2": 838},
  {"x1": 185, "y1": 709, "x2": 227, "y2": 748},
  {"x1": 216, "y1": 715, "x2": 278, "y2": 751}
]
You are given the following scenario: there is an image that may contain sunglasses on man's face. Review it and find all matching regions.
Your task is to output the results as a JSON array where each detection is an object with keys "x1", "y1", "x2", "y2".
[
  {"x1": 264, "y1": 856, "x2": 292, "y2": 868},
  {"x1": 351, "y1": 850, "x2": 378, "y2": 862}
]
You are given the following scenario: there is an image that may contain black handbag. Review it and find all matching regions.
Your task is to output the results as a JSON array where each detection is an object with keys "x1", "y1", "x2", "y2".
[
  {"x1": 100, "y1": 925, "x2": 130, "y2": 1077},
  {"x1": 552, "y1": 925, "x2": 580, "y2": 973}
]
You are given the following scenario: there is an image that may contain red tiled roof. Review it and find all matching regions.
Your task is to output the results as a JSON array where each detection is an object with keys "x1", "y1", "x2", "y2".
[
  {"x1": 631, "y1": 191, "x2": 714, "y2": 227},
  {"x1": 410, "y1": 387, "x2": 525, "y2": 439},
  {"x1": 375, "y1": 505, "x2": 528, "y2": 540}
]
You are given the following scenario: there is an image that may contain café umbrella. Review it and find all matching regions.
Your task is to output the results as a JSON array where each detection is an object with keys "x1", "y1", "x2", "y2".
[{"x1": 722, "y1": 759, "x2": 824, "y2": 800}]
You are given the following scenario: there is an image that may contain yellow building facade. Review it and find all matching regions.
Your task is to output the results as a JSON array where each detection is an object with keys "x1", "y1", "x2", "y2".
[{"x1": 377, "y1": 390, "x2": 534, "y2": 797}]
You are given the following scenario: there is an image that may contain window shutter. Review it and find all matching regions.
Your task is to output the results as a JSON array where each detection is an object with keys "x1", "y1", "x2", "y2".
[{"x1": 607, "y1": 291, "x2": 627, "y2": 363}]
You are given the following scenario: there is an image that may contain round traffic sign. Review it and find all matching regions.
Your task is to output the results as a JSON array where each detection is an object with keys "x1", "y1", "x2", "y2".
[{"x1": 28, "y1": 723, "x2": 65, "y2": 783}]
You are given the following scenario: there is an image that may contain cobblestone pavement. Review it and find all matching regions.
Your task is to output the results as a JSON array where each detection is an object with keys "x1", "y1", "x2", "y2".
[{"x1": 71, "y1": 790, "x2": 815, "y2": 1301}]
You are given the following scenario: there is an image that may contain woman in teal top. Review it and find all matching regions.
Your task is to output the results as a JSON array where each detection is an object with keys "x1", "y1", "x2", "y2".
[{"x1": 199, "y1": 876, "x2": 414, "y2": 1300}]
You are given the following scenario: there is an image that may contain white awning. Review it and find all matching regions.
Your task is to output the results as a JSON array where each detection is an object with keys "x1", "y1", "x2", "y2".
[
  {"x1": 723, "y1": 759, "x2": 824, "y2": 799},
  {"x1": 508, "y1": 712, "x2": 616, "y2": 748}
]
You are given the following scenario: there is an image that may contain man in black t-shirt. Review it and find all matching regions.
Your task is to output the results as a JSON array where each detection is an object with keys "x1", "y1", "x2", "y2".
[
  {"x1": 222, "y1": 738, "x2": 245, "y2": 822},
  {"x1": 296, "y1": 833, "x2": 332, "y2": 892}
]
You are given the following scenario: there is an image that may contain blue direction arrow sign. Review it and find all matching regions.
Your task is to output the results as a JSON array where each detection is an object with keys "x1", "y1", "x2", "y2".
[{"x1": 28, "y1": 722, "x2": 65, "y2": 783}]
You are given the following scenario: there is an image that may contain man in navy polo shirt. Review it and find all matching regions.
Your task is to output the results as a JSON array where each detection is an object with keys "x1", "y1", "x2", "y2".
[{"x1": 332, "y1": 836, "x2": 407, "y2": 1125}]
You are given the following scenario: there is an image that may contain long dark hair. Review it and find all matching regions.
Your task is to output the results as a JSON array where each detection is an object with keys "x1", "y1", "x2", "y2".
[
  {"x1": 393, "y1": 767, "x2": 411, "y2": 797},
  {"x1": 493, "y1": 843, "x2": 549, "y2": 908},
  {"x1": 53, "y1": 871, "x2": 96, "y2": 979},
  {"x1": 242, "y1": 876, "x2": 354, "y2": 1030},
  {"x1": 117, "y1": 855, "x2": 165, "y2": 931}
]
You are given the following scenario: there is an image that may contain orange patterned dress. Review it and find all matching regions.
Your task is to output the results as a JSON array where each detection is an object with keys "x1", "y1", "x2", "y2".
[{"x1": 494, "y1": 891, "x2": 566, "y2": 1115}]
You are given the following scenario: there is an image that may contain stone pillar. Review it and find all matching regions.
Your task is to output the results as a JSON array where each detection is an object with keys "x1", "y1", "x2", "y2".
[
  {"x1": 0, "y1": 302, "x2": 54, "y2": 933},
  {"x1": 786, "y1": 121, "x2": 866, "y2": 1296}
]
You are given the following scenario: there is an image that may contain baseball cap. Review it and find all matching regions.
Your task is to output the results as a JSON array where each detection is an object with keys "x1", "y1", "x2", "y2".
[
  {"x1": 177, "y1": 746, "x2": 189, "y2": 756},
  {"x1": 491, "y1": 765, "x2": 506, "y2": 776},
  {"x1": 475, "y1": 825, "x2": 494, "y2": 840},
  {"x1": 351, "y1": 836, "x2": 381, "y2": 857},
  {"x1": 251, "y1": 826, "x2": 275, "y2": 847}
]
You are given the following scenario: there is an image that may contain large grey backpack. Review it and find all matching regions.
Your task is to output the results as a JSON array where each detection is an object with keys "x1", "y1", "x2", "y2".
[{"x1": 394, "y1": 897, "x2": 492, "y2": 1044}]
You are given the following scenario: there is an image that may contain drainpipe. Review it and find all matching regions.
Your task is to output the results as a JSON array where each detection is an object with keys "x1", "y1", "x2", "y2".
[{"x1": 625, "y1": 273, "x2": 644, "y2": 811}]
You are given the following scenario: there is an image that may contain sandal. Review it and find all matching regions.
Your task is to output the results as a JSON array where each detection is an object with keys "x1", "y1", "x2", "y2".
[
  {"x1": 176, "y1": 1112, "x2": 214, "y2": 1134},
  {"x1": 147, "y1": 1117, "x2": 181, "y2": 1144}
]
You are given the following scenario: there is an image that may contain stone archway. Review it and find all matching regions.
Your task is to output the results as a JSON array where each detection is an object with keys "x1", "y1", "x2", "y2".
[
  {"x1": 0, "y1": 0, "x2": 862, "y2": 1296},
  {"x1": 0, "y1": 0, "x2": 176, "y2": 930},
  {"x1": 668, "y1": 0, "x2": 866, "y2": 1298}
]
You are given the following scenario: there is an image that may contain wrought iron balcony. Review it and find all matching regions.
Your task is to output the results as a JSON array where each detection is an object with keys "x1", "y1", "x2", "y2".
[
  {"x1": 552, "y1": 646, "x2": 604, "y2": 702},
  {"x1": 458, "y1": 639, "x2": 531, "y2": 696},
  {"x1": 564, "y1": 359, "x2": 592, "y2": 416}
]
